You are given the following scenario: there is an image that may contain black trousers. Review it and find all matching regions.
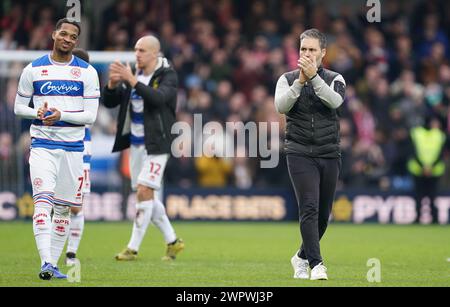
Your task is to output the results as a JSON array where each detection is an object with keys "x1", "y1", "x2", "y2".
[
  {"x1": 287, "y1": 154, "x2": 340, "y2": 268},
  {"x1": 414, "y1": 176, "x2": 439, "y2": 223}
]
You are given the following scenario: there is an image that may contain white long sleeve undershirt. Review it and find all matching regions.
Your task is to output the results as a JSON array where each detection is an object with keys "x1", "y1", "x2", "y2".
[
  {"x1": 14, "y1": 93, "x2": 98, "y2": 125},
  {"x1": 14, "y1": 94, "x2": 38, "y2": 119},
  {"x1": 59, "y1": 99, "x2": 99, "y2": 125},
  {"x1": 274, "y1": 73, "x2": 345, "y2": 114},
  {"x1": 309, "y1": 74, "x2": 345, "y2": 109},
  {"x1": 274, "y1": 76, "x2": 303, "y2": 114}
]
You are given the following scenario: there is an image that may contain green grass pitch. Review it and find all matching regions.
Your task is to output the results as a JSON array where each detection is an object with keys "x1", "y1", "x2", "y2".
[{"x1": 0, "y1": 221, "x2": 449, "y2": 287}]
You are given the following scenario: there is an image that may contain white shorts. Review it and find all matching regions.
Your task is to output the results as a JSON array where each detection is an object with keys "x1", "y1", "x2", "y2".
[
  {"x1": 30, "y1": 148, "x2": 84, "y2": 207},
  {"x1": 130, "y1": 145, "x2": 169, "y2": 191}
]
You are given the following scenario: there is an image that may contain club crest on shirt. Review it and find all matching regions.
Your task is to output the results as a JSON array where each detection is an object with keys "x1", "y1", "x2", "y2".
[
  {"x1": 33, "y1": 177, "x2": 43, "y2": 189},
  {"x1": 70, "y1": 67, "x2": 81, "y2": 79}
]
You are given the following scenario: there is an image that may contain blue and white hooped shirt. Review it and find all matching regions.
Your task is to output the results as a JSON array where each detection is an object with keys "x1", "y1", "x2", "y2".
[
  {"x1": 16, "y1": 54, "x2": 100, "y2": 152},
  {"x1": 130, "y1": 73, "x2": 152, "y2": 146}
]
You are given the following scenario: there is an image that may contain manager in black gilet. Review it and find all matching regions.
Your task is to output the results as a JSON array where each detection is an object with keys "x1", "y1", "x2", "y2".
[{"x1": 274, "y1": 29, "x2": 346, "y2": 281}]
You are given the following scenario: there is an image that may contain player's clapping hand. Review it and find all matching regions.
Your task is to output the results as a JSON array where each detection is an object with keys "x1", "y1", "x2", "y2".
[
  {"x1": 108, "y1": 72, "x2": 121, "y2": 89},
  {"x1": 109, "y1": 61, "x2": 137, "y2": 87},
  {"x1": 107, "y1": 60, "x2": 123, "y2": 88},
  {"x1": 299, "y1": 56, "x2": 317, "y2": 79},
  {"x1": 37, "y1": 102, "x2": 49, "y2": 119},
  {"x1": 42, "y1": 107, "x2": 61, "y2": 126}
]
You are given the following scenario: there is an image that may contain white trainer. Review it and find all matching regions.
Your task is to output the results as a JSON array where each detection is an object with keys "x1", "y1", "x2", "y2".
[
  {"x1": 291, "y1": 253, "x2": 309, "y2": 279},
  {"x1": 310, "y1": 263, "x2": 328, "y2": 280}
]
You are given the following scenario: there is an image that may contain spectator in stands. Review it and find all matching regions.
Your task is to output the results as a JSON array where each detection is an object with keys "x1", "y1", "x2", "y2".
[
  {"x1": 195, "y1": 136, "x2": 232, "y2": 187},
  {"x1": 0, "y1": 132, "x2": 18, "y2": 191},
  {"x1": 407, "y1": 116, "x2": 447, "y2": 223}
]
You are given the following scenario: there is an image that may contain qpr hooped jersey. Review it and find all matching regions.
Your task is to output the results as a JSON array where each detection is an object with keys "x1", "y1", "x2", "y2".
[
  {"x1": 130, "y1": 73, "x2": 153, "y2": 146},
  {"x1": 17, "y1": 54, "x2": 100, "y2": 152}
]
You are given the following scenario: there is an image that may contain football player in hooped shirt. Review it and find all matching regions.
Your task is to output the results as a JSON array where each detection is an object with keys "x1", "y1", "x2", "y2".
[{"x1": 14, "y1": 18, "x2": 100, "y2": 280}]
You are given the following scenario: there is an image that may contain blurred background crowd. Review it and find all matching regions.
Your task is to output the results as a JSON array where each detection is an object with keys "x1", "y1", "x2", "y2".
[{"x1": 1, "y1": 0, "x2": 450, "y2": 194}]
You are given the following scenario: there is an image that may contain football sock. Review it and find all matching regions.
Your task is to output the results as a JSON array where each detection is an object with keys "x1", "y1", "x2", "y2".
[
  {"x1": 67, "y1": 209, "x2": 84, "y2": 255},
  {"x1": 32, "y1": 198, "x2": 53, "y2": 266},
  {"x1": 128, "y1": 200, "x2": 154, "y2": 251},
  {"x1": 151, "y1": 199, "x2": 176, "y2": 244},
  {"x1": 51, "y1": 205, "x2": 71, "y2": 266}
]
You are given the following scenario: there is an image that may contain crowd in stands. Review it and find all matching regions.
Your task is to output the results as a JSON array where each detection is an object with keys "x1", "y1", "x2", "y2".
[{"x1": 1, "y1": 0, "x2": 450, "y2": 192}]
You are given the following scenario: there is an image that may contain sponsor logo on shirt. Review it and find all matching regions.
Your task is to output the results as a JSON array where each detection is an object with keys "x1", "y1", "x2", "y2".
[{"x1": 34, "y1": 80, "x2": 83, "y2": 96}]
